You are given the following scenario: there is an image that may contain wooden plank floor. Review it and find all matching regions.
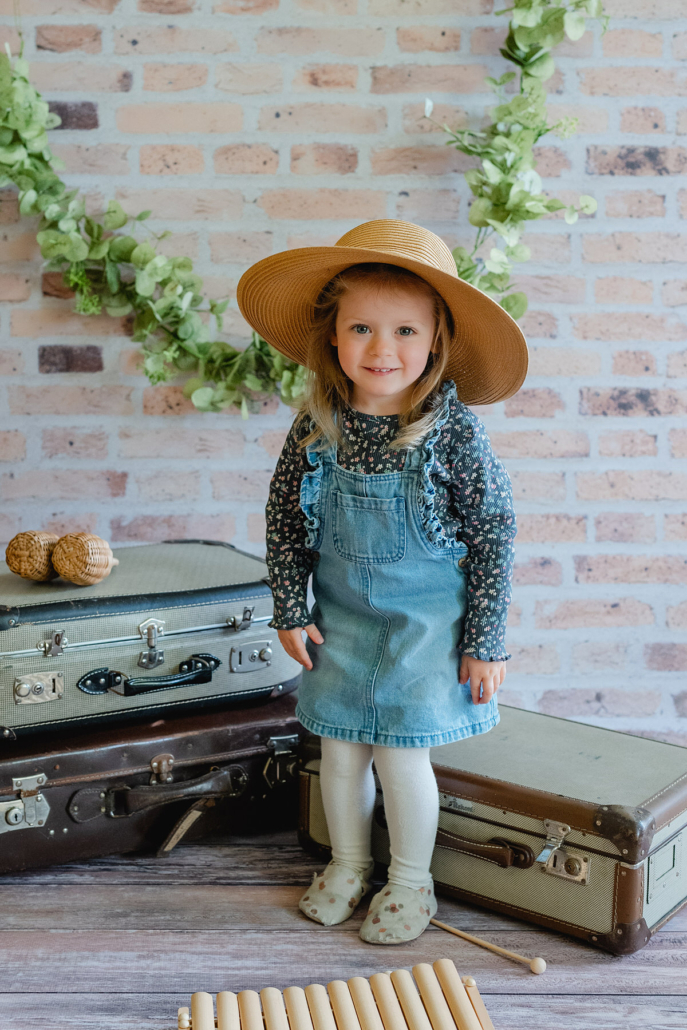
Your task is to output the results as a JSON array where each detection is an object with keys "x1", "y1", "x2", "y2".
[{"x1": 0, "y1": 829, "x2": 684, "y2": 1030}]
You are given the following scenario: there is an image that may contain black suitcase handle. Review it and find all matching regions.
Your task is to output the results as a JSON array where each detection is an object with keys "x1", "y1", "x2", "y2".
[{"x1": 77, "y1": 653, "x2": 221, "y2": 697}]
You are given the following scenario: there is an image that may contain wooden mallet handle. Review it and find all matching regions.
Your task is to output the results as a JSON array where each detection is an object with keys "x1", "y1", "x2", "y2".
[{"x1": 430, "y1": 918, "x2": 547, "y2": 974}]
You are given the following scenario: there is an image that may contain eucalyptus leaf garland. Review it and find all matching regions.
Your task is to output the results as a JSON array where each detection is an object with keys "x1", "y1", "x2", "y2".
[{"x1": 0, "y1": 0, "x2": 605, "y2": 416}]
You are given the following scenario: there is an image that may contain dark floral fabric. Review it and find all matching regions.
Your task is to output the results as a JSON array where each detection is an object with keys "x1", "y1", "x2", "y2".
[{"x1": 265, "y1": 384, "x2": 516, "y2": 662}]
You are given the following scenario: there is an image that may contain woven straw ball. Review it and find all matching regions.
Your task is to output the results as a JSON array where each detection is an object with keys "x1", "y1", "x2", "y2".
[
  {"x1": 51, "y1": 533, "x2": 119, "y2": 587},
  {"x1": 5, "y1": 531, "x2": 60, "y2": 581}
]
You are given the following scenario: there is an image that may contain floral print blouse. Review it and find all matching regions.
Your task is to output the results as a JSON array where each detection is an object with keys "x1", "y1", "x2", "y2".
[{"x1": 265, "y1": 381, "x2": 516, "y2": 662}]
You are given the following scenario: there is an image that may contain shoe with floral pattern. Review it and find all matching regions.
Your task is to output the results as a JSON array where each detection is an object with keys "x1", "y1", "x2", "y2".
[
  {"x1": 359, "y1": 879, "x2": 438, "y2": 944},
  {"x1": 299, "y1": 860, "x2": 375, "y2": 926}
]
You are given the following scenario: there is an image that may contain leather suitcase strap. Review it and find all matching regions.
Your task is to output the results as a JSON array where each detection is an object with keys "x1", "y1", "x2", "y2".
[
  {"x1": 435, "y1": 826, "x2": 535, "y2": 869},
  {"x1": 67, "y1": 764, "x2": 249, "y2": 822}
]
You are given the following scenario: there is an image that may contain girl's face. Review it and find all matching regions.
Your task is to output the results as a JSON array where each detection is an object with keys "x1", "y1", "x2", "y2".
[{"x1": 331, "y1": 282, "x2": 436, "y2": 415}]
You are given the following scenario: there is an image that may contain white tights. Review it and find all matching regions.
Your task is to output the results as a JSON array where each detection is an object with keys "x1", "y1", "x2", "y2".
[{"x1": 319, "y1": 737, "x2": 439, "y2": 891}]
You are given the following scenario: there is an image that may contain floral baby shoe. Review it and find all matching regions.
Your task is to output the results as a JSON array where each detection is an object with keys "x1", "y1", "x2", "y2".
[
  {"x1": 299, "y1": 860, "x2": 375, "y2": 926},
  {"x1": 359, "y1": 879, "x2": 438, "y2": 944}
]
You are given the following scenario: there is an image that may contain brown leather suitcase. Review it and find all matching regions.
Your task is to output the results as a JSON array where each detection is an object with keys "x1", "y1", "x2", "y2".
[
  {"x1": 0, "y1": 693, "x2": 302, "y2": 874},
  {"x1": 299, "y1": 705, "x2": 687, "y2": 955}
]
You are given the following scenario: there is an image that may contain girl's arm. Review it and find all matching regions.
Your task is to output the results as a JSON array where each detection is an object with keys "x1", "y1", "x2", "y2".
[
  {"x1": 448, "y1": 410, "x2": 516, "y2": 666},
  {"x1": 265, "y1": 416, "x2": 318, "y2": 631}
]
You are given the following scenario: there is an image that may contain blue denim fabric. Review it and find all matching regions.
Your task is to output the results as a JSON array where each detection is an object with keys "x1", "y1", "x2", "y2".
[{"x1": 296, "y1": 395, "x2": 499, "y2": 748}]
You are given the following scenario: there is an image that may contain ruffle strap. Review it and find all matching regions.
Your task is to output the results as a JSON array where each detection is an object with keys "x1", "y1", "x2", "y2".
[
  {"x1": 418, "y1": 380, "x2": 461, "y2": 550},
  {"x1": 299, "y1": 424, "x2": 330, "y2": 550}
]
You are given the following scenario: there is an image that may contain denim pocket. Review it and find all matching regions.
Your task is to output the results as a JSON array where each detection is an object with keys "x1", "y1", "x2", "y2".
[{"x1": 331, "y1": 491, "x2": 406, "y2": 564}]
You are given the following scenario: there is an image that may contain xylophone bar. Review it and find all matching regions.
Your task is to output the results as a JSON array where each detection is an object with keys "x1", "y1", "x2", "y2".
[
  {"x1": 238, "y1": 990, "x2": 263, "y2": 1030},
  {"x1": 432, "y1": 962, "x2": 481, "y2": 1030},
  {"x1": 390, "y1": 969, "x2": 433, "y2": 1030},
  {"x1": 191, "y1": 992, "x2": 215, "y2": 1030},
  {"x1": 368, "y1": 973, "x2": 409, "y2": 1030},
  {"x1": 305, "y1": 983, "x2": 338, "y2": 1030},
  {"x1": 328, "y1": 980, "x2": 362, "y2": 1030},
  {"x1": 183, "y1": 960, "x2": 493, "y2": 1030},
  {"x1": 348, "y1": 976, "x2": 386, "y2": 1030},
  {"x1": 262, "y1": 987, "x2": 291, "y2": 1030},
  {"x1": 284, "y1": 986, "x2": 315, "y2": 1030},
  {"x1": 217, "y1": 993, "x2": 241, "y2": 1030}
]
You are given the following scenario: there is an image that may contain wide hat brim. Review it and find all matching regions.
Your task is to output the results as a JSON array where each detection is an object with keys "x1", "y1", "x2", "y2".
[{"x1": 236, "y1": 220, "x2": 528, "y2": 406}]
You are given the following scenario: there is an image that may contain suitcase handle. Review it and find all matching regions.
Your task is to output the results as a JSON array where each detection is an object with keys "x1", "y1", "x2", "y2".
[
  {"x1": 435, "y1": 826, "x2": 536, "y2": 869},
  {"x1": 77, "y1": 653, "x2": 221, "y2": 697},
  {"x1": 68, "y1": 764, "x2": 249, "y2": 822}
]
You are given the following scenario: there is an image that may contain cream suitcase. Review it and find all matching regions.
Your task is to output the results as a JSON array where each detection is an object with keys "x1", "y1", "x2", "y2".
[{"x1": 299, "y1": 705, "x2": 687, "y2": 954}]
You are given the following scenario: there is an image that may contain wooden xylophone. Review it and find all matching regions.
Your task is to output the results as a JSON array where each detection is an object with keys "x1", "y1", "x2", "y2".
[{"x1": 178, "y1": 959, "x2": 495, "y2": 1030}]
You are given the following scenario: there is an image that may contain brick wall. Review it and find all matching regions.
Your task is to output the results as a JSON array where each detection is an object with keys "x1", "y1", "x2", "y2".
[{"x1": 0, "y1": 0, "x2": 685, "y2": 740}]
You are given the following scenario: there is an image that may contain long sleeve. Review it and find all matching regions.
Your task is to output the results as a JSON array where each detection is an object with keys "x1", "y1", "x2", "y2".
[
  {"x1": 446, "y1": 410, "x2": 516, "y2": 662},
  {"x1": 265, "y1": 416, "x2": 317, "y2": 630}
]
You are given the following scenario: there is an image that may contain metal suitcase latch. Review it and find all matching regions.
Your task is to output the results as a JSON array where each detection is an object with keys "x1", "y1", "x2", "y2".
[
  {"x1": 227, "y1": 606, "x2": 255, "y2": 632},
  {"x1": 13, "y1": 672, "x2": 64, "y2": 705},
  {"x1": 229, "y1": 639, "x2": 272, "y2": 673},
  {"x1": 138, "y1": 618, "x2": 165, "y2": 669},
  {"x1": 0, "y1": 773, "x2": 50, "y2": 835},
  {"x1": 150, "y1": 753, "x2": 175, "y2": 785},
  {"x1": 536, "y1": 818, "x2": 590, "y2": 884},
  {"x1": 263, "y1": 734, "x2": 300, "y2": 789},
  {"x1": 37, "y1": 631, "x2": 68, "y2": 657}
]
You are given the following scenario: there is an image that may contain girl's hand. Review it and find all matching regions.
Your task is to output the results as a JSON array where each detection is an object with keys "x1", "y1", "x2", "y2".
[
  {"x1": 459, "y1": 656, "x2": 506, "y2": 705},
  {"x1": 277, "y1": 624, "x2": 324, "y2": 671}
]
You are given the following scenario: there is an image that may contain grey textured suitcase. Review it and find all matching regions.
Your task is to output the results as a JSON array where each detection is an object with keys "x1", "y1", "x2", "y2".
[
  {"x1": 299, "y1": 705, "x2": 687, "y2": 955},
  {"x1": 0, "y1": 540, "x2": 300, "y2": 739}
]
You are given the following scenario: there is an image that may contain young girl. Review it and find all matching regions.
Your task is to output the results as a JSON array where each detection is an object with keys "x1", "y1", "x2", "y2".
[{"x1": 237, "y1": 219, "x2": 527, "y2": 945}]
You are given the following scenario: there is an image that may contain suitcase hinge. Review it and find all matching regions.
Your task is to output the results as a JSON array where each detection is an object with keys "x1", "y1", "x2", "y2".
[
  {"x1": 263, "y1": 734, "x2": 300, "y2": 788},
  {"x1": 536, "y1": 818, "x2": 590, "y2": 884},
  {"x1": 227, "y1": 606, "x2": 255, "y2": 632},
  {"x1": 138, "y1": 619, "x2": 165, "y2": 670},
  {"x1": 0, "y1": 773, "x2": 50, "y2": 835}
]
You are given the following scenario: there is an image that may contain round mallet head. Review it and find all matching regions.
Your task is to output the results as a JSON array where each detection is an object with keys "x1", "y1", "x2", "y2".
[{"x1": 529, "y1": 958, "x2": 546, "y2": 975}]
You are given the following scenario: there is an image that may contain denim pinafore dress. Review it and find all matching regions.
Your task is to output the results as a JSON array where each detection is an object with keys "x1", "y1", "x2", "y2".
[{"x1": 296, "y1": 383, "x2": 499, "y2": 749}]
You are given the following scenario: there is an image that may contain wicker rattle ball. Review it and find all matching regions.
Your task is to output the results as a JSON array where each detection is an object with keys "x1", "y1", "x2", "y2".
[
  {"x1": 51, "y1": 533, "x2": 119, "y2": 586},
  {"x1": 5, "y1": 531, "x2": 60, "y2": 581}
]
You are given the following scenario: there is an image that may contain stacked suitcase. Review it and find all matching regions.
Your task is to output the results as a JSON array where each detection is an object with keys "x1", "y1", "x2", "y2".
[{"x1": 0, "y1": 539, "x2": 303, "y2": 870}]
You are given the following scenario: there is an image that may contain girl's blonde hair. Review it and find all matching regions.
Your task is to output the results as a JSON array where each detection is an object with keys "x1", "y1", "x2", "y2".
[{"x1": 297, "y1": 262, "x2": 454, "y2": 453}]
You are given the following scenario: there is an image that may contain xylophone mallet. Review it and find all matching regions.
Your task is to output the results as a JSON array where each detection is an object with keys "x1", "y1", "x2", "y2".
[
  {"x1": 389, "y1": 969, "x2": 432, "y2": 1030},
  {"x1": 348, "y1": 976, "x2": 386, "y2": 1030},
  {"x1": 305, "y1": 983, "x2": 338, "y2": 1030},
  {"x1": 369, "y1": 972, "x2": 410, "y2": 1030},
  {"x1": 284, "y1": 986, "x2": 315, "y2": 1030},
  {"x1": 191, "y1": 992, "x2": 215, "y2": 1030},
  {"x1": 217, "y1": 992, "x2": 240, "y2": 1030},
  {"x1": 431, "y1": 960, "x2": 481, "y2": 1030},
  {"x1": 430, "y1": 918, "x2": 547, "y2": 975}
]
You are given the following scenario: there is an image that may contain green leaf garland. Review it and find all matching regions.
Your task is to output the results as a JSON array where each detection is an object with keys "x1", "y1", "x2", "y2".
[{"x1": 0, "y1": 0, "x2": 605, "y2": 415}]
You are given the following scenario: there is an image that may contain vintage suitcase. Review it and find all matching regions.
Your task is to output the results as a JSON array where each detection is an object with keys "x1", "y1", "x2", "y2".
[
  {"x1": 0, "y1": 692, "x2": 302, "y2": 873},
  {"x1": 299, "y1": 705, "x2": 687, "y2": 955},
  {"x1": 0, "y1": 539, "x2": 301, "y2": 738}
]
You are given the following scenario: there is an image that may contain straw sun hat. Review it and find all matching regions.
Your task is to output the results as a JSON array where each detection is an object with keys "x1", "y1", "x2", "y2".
[{"x1": 236, "y1": 219, "x2": 528, "y2": 406}]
